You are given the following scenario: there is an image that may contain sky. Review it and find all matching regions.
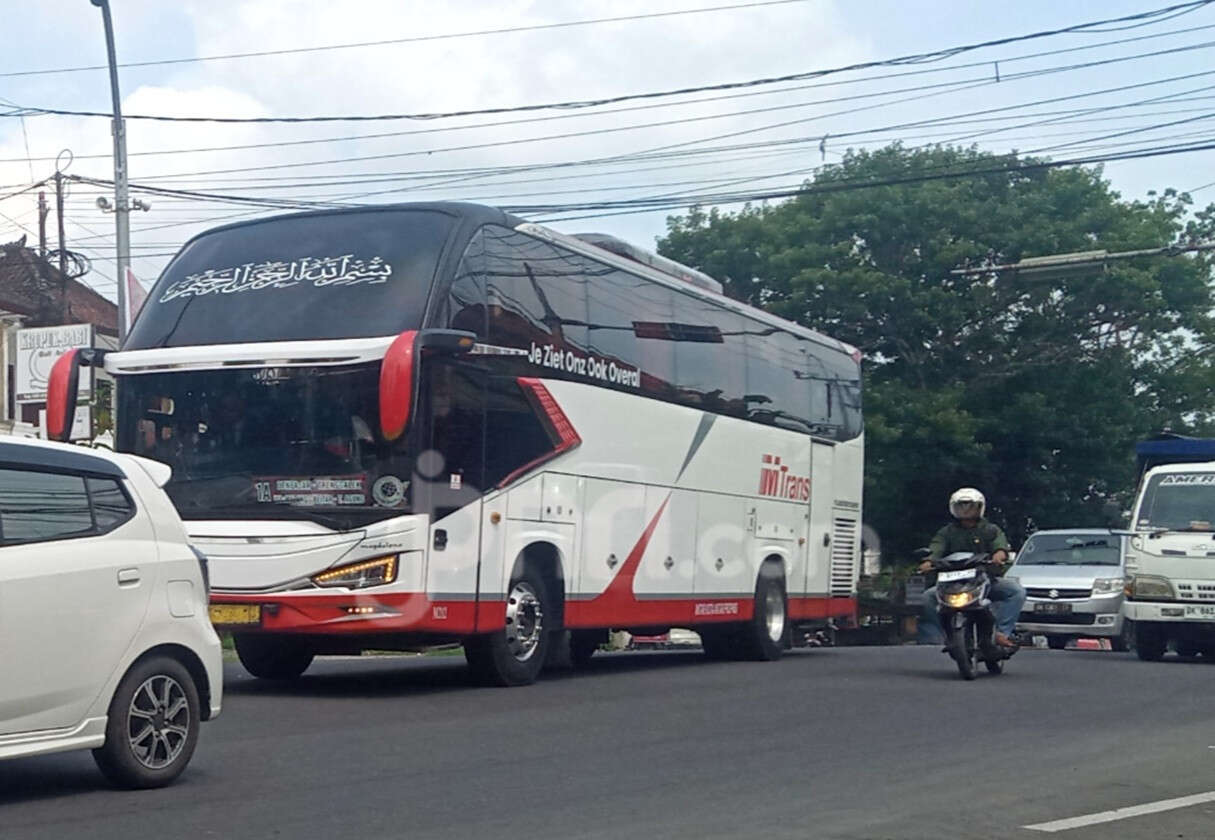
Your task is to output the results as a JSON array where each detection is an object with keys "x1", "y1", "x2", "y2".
[{"x1": 1, "y1": 0, "x2": 1213, "y2": 302}]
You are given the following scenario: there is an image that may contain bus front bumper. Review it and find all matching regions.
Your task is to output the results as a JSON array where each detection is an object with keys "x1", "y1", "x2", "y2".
[{"x1": 208, "y1": 591, "x2": 501, "y2": 636}]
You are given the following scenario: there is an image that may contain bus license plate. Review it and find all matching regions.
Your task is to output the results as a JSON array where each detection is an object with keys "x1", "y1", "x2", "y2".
[
  {"x1": 209, "y1": 604, "x2": 261, "y2": 626},
  {"x1": 1034, "y1": 602, "x2": 1072, "y2": 615},
  {"x1": 1184, "y1": 605, "x2": 1215, "y2": 619},
  {"x1": 938, "y1": 568, "x2": 976, "y2": 582}
]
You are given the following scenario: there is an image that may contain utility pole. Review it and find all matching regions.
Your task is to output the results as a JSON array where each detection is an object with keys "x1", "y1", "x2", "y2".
[
  {"x1": 91, "y1": 0, "x2": 129, "y2": 340},
  {"x1": 55, "y1": 171, "x2": 68, "y2": 321},
  {"x1": 37, "y1": 191, "x2": 48, "y2": 256}
]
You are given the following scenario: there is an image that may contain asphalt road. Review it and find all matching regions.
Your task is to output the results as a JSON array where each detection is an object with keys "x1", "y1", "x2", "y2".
[{"x1": 2, "y1": 644, "x2": 1214, "y2": 840}]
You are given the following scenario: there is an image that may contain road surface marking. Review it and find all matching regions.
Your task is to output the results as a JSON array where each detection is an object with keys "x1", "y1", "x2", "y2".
[{"x1": 1023, "y1": 791, "x2": 1215, "y2": 833}]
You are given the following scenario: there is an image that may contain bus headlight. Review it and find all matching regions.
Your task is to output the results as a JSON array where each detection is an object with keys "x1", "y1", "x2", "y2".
[
  {"x1": 313, "y1": 555, "x2": 398, "y2": 589},
  {"x1": 1126, "y1": 575, "x2": 1174, "y2": 600}
]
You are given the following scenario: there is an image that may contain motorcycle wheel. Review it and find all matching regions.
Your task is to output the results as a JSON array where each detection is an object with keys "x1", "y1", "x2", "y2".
[{"x1": 948, "y1": 622, "x2": 977, "y2": 681}]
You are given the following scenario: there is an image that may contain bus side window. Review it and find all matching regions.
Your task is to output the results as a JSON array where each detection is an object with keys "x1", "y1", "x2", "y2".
[
  {"x1": 484, "y1": 377, "x2": 556, "y2": 488},
  {"x1": 441, "y1": 228, "x2": 488, "y2": 339},
  {"x1": 483, "y1": 226, "x2": 588, "y2": 354}
]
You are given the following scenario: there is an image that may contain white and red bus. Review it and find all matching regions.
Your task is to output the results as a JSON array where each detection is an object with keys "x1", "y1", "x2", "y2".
[{"x1": 48, "y1": 203, "x2": 863, "y2": 685}]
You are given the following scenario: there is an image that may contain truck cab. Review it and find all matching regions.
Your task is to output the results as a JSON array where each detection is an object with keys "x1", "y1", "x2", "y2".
[{"x1": 1123, "y1": 435, "x2": 1215, "y2": 661}]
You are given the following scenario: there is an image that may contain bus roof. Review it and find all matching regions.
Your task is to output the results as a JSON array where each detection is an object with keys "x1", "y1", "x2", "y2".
[{"x1": 160, "y1": 201, "x2": 860, "y2": 365}]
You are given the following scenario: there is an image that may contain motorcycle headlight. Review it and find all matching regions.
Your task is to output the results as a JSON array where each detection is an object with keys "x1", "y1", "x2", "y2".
[
  {"x1": 944, "y1": 590, "x2": 978, "y2": 608},
  {"x1": 1127, "y1": 574, "x2": 1174, "y2": 600},
  {"x1": 312, "y1": 555, "x2": 398, "y2": 589},
  {"x1": 1092, "y1": 577, "x2": 1125, "y2": 595}
]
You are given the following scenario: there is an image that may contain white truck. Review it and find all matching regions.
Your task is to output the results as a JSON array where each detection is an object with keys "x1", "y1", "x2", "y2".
[{"x1": 1123, "y1": 435, "x2": 1215, "y2": 661}]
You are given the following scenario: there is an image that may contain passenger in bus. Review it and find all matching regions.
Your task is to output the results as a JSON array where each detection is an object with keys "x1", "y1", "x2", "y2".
[{"x1": 918, "y1": 487, "x2": 1027, "y2": 649}]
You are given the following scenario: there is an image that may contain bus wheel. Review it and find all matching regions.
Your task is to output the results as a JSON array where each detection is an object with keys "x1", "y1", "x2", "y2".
[
  {"x1": 233, "y1": 634, "x2": 314, "y2": 681},
  {"x1": 464, "y1": 568, "x2": 551, "y2": 686},
  {"x1": 738, "y1": 565, "x2": 787, "y2": 661}
]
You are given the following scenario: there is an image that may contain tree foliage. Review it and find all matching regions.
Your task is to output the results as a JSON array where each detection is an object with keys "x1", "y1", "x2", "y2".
[{"x1": 658, "y1": 144, "x2": 1215, "y2": 557}]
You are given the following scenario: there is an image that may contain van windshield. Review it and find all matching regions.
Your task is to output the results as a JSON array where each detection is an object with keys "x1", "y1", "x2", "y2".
[
  {"x1": 1136, "y1": 473, "x2": 1215, "y2": 532},
  {"x1": 1017, "y1": 535, "x2": 1121, "y2": 566}
]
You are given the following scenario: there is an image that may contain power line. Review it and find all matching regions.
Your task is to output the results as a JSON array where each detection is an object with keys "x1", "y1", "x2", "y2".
[
  {"x1": 111, "y1": 66, "x2": 1215, "y2": 185},
  {"x1": 0, "y1": 0, "x2": 814, "y2": 79},
  {"x1": 10, "y1": 2, "x2": 1214, "y2": 124},
  {"x1": 8, "y1": 20, "x2": 1215, "y2": 166},
  {"x1": 507, "y1": 139, "x2": 1215, "y2": 215}
]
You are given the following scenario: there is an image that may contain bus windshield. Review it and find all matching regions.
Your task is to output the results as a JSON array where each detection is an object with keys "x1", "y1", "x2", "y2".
[
  {"x1": 124, "y1": 208, "x2": 456, "y2": 349},
  {"x1": 116, "y1": 364, "x2": 414, "y2": 526},
  {"x1": 1137, "y1": 472, "x2": 1215, "y2": 532}
]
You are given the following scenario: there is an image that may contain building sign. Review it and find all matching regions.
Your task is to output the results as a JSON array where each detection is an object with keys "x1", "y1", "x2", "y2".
[{"x1": 16, "y1": 324, "x2": 94, "y2": 403}]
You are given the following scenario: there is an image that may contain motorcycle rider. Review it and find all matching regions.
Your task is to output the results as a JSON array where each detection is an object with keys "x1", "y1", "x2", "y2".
[{"x1": 918, "y1": 488, "x2": 1027, "y2": 649}]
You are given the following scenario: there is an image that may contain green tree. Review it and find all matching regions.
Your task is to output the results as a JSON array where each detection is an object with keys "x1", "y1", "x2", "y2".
[{"x1": 659, "y1": 144, "x2": 1215, "y2": 557}]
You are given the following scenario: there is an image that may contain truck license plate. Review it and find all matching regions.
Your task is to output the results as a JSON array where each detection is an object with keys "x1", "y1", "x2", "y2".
[{"x1": 1184, "y1": 604, "x2": 1215, "y2": 619}]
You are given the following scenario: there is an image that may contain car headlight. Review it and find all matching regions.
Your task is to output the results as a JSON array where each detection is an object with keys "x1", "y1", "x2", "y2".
[
  {"x1": 312, "y1": 555, "x2": 398, "y2": 589},
  {"x1": 1126, "y1": 574, "x2": 1174, "y2": 600},
  {"x1": 1092, "y1": 577, "x2": 1125, "y2": 595},
  {"x1": 944, "y1": 590, "x2": 977, "y2": 608}
]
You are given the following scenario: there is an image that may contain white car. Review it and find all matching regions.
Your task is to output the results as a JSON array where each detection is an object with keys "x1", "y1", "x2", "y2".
[{"x1": 0, "y1": 438, "x2": 222, "y2": 788}]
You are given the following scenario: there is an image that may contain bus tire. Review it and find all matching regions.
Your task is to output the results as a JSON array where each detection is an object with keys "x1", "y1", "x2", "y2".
[
  {"x1": 464, "y1": 567, "x2": 551, "y2": 686},
  {"x1": 233, "y1": 634, "x2": 314, "y2": 681},
  {"x1": 738, "y1": 564, "x2": 787, "y2": 661}
]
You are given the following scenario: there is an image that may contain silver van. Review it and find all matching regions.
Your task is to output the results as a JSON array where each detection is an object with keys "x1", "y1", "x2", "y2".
[{"x1": 1009, "y1": 529, "x2": 1127, "y2": 650}]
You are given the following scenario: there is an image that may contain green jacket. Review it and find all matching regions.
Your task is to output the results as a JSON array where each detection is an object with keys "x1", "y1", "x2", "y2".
[{"x1": 928, "y1": 519, "x2": 1011, "y2": 572}]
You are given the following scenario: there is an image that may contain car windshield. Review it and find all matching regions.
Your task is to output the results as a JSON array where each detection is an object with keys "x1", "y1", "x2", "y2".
[
  {"x1": 1136, "y1": 473, "x2": 1215, "y2": 532},
  {"x1": 124, "y1": 208, "x2": 455, "y2": 349},
  {"x1": 1016, "y1": 534, "x2": 1121, "y2": 566},
  {"x1": 115, "y1": 364, "x2": 413, "y2": 528}
]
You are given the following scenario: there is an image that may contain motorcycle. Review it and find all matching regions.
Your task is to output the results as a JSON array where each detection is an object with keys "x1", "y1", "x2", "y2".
[{"x1": 931, "y1": 551, "x2": 1013, "y2": 680}]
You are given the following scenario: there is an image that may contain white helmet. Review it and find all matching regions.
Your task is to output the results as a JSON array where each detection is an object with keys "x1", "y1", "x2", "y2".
[{"x1": 949, "y1": 487, "x2": 986, "y2": 519}]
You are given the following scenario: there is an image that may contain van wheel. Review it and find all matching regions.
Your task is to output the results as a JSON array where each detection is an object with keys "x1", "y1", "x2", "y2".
[
  {"x1": 93, "y1": 656, "x2": 200, "y2": 789},
  {"x1": 234, "y1": 634, "x2": 314, "y2": 680},
  {"x1": 464, "y1": 568, "x2": 551, "y2": 686}
]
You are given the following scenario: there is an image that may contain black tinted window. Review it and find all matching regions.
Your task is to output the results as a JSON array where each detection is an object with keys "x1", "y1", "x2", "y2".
[
  {"x1": 745, "y1": 327, "x2": 813, "y2": 432},
  {"x1": 484, "y1": 226, "x2": 589, "y2": 353},
  {"x1": 672, "y1": 295, "x2": 747, "y2": 418},
  {"x1": 88, "y1": 477, "x2": 135, "y2": 532},
  {"x1": 127, "y1": 209, "x2": 456, "y2": 348},
  {"x1": 485, "y1": 377, "x2": 557, "y2": 487},
  {"x1": 0, "y1": 469, "x2": 94, "y2": 544}
]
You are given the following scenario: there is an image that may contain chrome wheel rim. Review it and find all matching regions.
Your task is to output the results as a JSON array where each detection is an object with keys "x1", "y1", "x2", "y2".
[
  {"x1": 127, "y1": 675, "x2": 190, "y2": 770},
  {"x1": 505, "y1": 581, "x2": 544, "y2": 662},
  {"x1": 765, "y1": 584, "x2": 786, "y2": 643}
]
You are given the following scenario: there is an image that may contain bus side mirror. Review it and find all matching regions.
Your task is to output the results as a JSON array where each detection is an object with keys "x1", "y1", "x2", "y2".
[
  {"x1": 379, "y1": 330, "x2": 476, "y2": 442},
  {"x1": 46, "y1": 348, "x2": 107, "y2": 442}
]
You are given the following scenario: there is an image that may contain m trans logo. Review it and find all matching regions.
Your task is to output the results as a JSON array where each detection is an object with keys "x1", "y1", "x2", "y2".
[{"x1": 758, "y1": 454, "x2": 810, "y2": 501}]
